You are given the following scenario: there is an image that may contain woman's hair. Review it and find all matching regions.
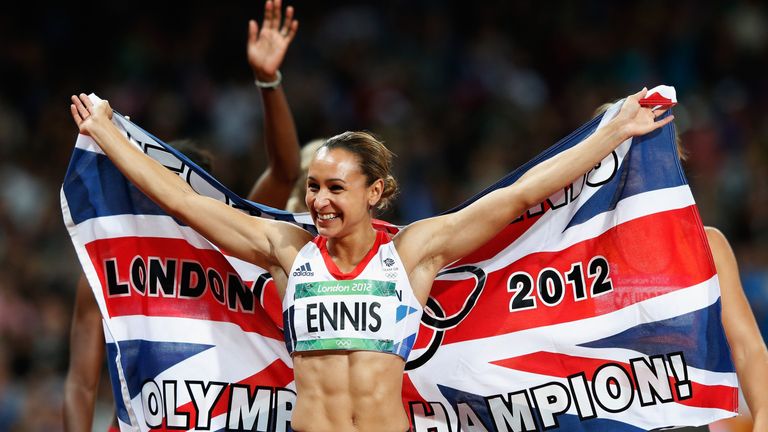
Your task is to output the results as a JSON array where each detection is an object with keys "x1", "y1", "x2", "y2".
[
  {"x1": 168, "y1": 139, "x2": 215, "y2": 172},
  {"x1": 322, "y1": 131, "x2": 399, "y2": 213},
  {"x1": 594, "y1": 101, "x2": 687, "y2": 161}
]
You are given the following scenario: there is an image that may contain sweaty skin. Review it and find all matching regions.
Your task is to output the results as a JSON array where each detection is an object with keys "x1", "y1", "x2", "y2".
[
  {"x1": 292, "y1": 352, "x2": 409, "y2": 432},
  {"x1": 288, "y1": 148, "x2": 411, "y2": 432}
]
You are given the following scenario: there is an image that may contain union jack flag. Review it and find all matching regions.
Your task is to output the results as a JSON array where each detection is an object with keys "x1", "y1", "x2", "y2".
[{"x1": 61, "y1": 87, "x2": 738, "y2": 431}]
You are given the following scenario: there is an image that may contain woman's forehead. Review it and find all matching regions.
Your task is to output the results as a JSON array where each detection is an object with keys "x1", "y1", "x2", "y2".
[{"x1": 308, "y1": 147, "x2": 363, "y2": 178}]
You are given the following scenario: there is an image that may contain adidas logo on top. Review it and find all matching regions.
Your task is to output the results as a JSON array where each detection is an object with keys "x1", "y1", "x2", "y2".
[{"x1": 293, "y1": 262, "x2": 314, "y2": 277}]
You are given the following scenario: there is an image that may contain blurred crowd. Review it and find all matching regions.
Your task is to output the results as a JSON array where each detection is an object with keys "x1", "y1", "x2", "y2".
[{"x1": 1, "y1": 1, "x2": 767, "y2": 430}]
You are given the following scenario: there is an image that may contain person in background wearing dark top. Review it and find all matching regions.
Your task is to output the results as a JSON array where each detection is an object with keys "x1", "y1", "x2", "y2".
[{"x1": 62, "y1": 1, "x2": 300, "y2": 430}]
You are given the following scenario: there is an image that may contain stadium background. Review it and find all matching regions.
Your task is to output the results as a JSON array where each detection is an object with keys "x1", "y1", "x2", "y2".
[{"x1": 0, "y1": 1, "x2": 766, "y2": 430}]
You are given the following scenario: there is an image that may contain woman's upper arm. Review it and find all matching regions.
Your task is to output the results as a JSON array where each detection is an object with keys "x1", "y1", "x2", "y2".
[
  {"x1": 394, "y1": 216, "x2": 449, "y2": 274},
  {"x1": 706, "y1": 227, "x2": 768, "y2": 424},
  {"x1": 173, "y1": 193, "x2": 310, "y2": 270},
  {"x1": 398, "y1": 185, "x2": 528, "y2": 269},
  {"x1": 706, "y1": 228, "x2": 764, "y2": 353},
  {"x1": 397, "y1": 186, "x2": 526, "y2": 273}
]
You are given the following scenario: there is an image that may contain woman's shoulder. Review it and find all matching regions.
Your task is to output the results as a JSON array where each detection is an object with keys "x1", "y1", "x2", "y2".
[
  {"x1": 703, "y1": 226, "x2": 734, "y2": 259},
  {"x1": 703, "y1": 226, "x2": 727, "y2": 243}
]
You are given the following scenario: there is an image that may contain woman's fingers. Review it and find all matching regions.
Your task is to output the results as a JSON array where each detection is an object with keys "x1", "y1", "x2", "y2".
[
  {"x1": 287, "y1": 19, "x2": 298, "y2": 40},
  {"x1": 640, "y1": 110, "x2": 674, "y2": 134},
  {"x1": 264, "y1": 0, "x2": 273, "y2": 28},
  {"x1": 72, "y1": 95, "x2": 90, "y2": 119},
  {"x1": 273, "y1": 0, "x2": 282, "y2": 29},
  {"x1": 79, "y1": 93, "x2": 93, "y2": 109},
  {"x1": 652, "y1": 107, "x2": 670, "y2": 118},
  {"x1": 281, "y1": 6, "x2": 294, "y2": 34},
  {"x1": 630, "y1": 87, "x2": 648, "y2": 101},
  {"x1": 248, "y1": 19, "x2": 259, "y2": 41},
  {"x1": 656, "y1": 114, "x2": 674, "y2": 128},
  {"x1": 70, "y1": 103, "x2": 82, "y2": 124}
]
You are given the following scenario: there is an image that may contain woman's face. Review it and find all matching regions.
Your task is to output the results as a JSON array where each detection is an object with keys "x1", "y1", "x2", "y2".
[{"x1": 306, "y1": 147, "x2": 382, "y2": 238}]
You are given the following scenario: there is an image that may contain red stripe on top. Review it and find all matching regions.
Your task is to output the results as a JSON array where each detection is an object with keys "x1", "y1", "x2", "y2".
[
  {"x1": 373, "y1": 218, "x2": 401, "y2": 235},
  {"x1": 313, "y1": 230, "x2": 391, "y2": 280}
]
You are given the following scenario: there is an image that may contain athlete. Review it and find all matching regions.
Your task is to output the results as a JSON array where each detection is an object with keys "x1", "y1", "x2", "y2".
[
  {"x1": 69, "y1": 83, "x2": 670, "y2": 431},
  {"x1": 62, "y1": 1, "x2": 300, "y2": 430}
]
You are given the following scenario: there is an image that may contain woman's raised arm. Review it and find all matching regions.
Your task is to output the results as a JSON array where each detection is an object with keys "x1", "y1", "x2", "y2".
[
  {"x1": 246, "y1": 0, "x2": 302, "y2": 206},
  {"x1": 396, "y1": 88, "x2": 674, "y2": 282},
  {"x1": 69, "y1": 94, "x2": 311, "y2": 271}
]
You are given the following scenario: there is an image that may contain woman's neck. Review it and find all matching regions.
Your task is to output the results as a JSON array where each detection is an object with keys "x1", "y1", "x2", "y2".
[{"x1": 325, "y1": 227, "x2": 378, "y2": 273}]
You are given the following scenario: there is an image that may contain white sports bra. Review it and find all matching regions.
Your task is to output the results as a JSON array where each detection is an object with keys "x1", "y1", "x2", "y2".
[{"x1": 282, "y1": 230, "x2": 423, "y2": 360}]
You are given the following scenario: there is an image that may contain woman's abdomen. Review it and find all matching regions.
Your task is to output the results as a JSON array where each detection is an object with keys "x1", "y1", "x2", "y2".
[{"x1": 291, "y1": 351, "x2": 409, "y2": 432}]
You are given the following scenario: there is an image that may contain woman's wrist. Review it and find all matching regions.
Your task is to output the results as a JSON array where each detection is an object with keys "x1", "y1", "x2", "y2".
[
  {"x1": 604, "y1": 117, "x2": 632, "y2": 145},
  {"x1": 89, "y1": 118, "x2": 122, "y2": 148},
  {"x1": 254, "y1": 70, "x2": 282, "y2": 89}
]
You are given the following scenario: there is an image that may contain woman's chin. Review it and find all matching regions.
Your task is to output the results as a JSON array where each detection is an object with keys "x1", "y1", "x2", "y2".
[{"x1": 315, "y1": 218, "x2": 341, "y2": 236}]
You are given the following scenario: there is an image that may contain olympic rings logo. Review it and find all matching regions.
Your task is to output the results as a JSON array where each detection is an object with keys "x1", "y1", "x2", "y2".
[
  {"x1": 405, "y1": 264, "x2": 487, "y2": 371},
  {"x1": 336, "y1": 339, "x2": 352, "y2": 348}
]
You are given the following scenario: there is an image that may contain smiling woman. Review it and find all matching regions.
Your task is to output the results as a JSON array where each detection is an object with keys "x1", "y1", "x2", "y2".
[
  {"x1": 68, "y1": 86, "x2": 671, "y2": 431},
  {"x1": 308, "y1": 132, "x2": 397, "y2": 239}
]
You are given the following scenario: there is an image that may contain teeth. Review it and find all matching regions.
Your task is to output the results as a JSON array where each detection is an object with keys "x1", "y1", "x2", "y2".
[{"x1": 317, "y1": 213, "x2": 337, "y2": 220}]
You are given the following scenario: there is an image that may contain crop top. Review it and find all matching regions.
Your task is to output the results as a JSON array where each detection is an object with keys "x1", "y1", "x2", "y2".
[{"x1": 282, "y1": 230, "x2": 423, "y2": 360}]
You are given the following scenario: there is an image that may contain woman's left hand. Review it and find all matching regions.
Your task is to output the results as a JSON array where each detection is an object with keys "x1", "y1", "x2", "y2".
[{"x1": 614, "y1": 88, "x2": 675, "y2": 139}]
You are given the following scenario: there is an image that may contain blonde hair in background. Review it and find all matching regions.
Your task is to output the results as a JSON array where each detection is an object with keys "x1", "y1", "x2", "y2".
[{"x1": 285, "y1": 139, "x2": 325, "y2": 213}]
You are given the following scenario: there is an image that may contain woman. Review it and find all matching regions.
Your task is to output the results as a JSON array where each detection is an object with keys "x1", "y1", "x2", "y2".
[{"x1": 69, "y1": 88, "x2": 671, "y2": 432}]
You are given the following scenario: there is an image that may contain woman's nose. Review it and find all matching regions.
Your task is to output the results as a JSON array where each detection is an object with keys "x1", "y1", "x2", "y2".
[{"x1": 314, "y1": 191, "x2": 330, "y2": 208}]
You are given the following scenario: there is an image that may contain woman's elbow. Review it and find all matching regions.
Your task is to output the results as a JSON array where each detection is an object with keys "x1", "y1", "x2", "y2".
[
  {"x1": 505, "y1": 185, "x2": 538, "y2": 218},
  {"x1": 165, "y1": 190, "x2": 199, "y2": 221}
]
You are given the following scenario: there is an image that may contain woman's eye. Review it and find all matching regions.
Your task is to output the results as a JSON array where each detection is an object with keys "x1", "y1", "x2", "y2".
[
  {"x1": 330, "y1": 185, "x2": 344, "y2": 192},
  {"x1": 307, "y1": 183, "x2": 319, "y2": 191}
]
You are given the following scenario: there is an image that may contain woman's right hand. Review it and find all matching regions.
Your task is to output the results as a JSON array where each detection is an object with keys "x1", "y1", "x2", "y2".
[{"x1": 70, "y1": 93, "x2": 113, "y2": 137}]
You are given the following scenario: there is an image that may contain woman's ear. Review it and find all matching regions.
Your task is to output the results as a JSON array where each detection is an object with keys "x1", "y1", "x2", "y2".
[{"x1": 368, "y1": 178, "x2": 384, "y2": 208}]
